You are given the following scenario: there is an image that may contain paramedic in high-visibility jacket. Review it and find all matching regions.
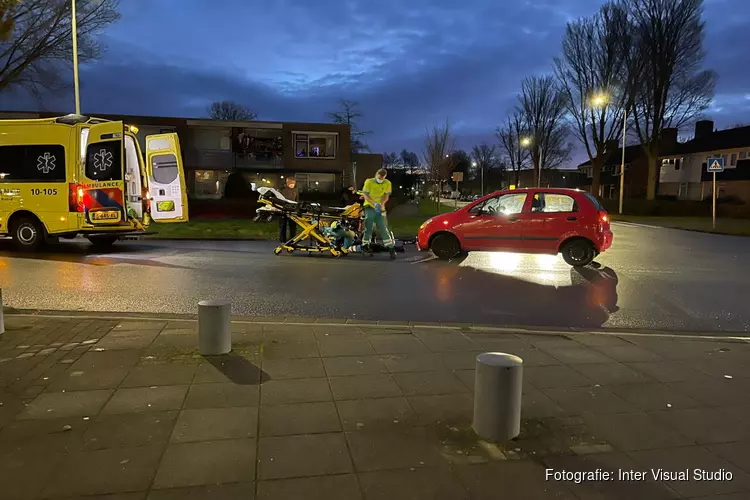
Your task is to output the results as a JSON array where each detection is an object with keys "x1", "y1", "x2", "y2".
[{"x1": 361, "y1": 168, "x2": 396, "y2": 259}]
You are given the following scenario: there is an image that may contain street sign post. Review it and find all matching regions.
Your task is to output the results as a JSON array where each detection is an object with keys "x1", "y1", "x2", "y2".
[
  {"x1": 706, "y1": 157, "x2": 725, "y2": 230},
  {"x1": 452, "y1": 172, "x2": 464, "y2": 208}
]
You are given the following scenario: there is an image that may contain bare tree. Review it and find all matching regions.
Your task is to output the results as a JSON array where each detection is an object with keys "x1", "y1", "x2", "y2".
[
  {"x1": 382, "y1": 152, "x2": 398, "y2": 169},
  {"x1": 496, "y1": 111, "x2": 530, "y2": 187},
  {"x1": 0, "y1": 0, "x2": 120, "y2": 97},
  {"x1": 471, "y1": 143, "x2": 500, "y2": 193},
  {"x1": 555, "y1": 1, "x2": 629, "y2": 196},
  {"x1": 399, "y1": 149, "x2": 419, "y2": 174},
  {"x1": 208, "y1": 100, "x2": 257, "y2": 121},
  {"x1": 326, "y1": 99, "x2": 372, "y2": 153},
  {"x1": 517, "y1": 75, "x2": 569, "y2": 186},
  {"x1": 422, "y1": 119, "x2": 457, "y2": 207},
  {"x1": 0, "y1": 1, "x2": 21, "y2": 41},
  {"x1": 623, "y1": 0, "x2": 717, "y2": 200}
]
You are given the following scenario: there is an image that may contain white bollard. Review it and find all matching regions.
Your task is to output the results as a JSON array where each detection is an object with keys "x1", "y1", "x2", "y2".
[
  {"x1": 198, "y1": 299, "x2": 231, "y2": 355},
  {"x1": 473, "y1": 352, "x2": 523, "y2": 442},
  {"x1": 0, "y1": 288, "x2": 4, "y2": 335}
]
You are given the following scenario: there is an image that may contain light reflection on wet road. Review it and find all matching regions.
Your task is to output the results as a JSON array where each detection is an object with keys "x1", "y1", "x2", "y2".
[{"x1": 1, "y1": 222, "x2": 749, "y2": 332}]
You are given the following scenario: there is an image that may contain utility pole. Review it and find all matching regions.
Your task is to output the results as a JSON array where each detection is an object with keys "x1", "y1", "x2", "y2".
[
  {"x1": 618, "y1": 109, "x2": 626, "y2": 214},
  {"x1": 71, "y1": 0, "x2": 81, "y2": 115}
]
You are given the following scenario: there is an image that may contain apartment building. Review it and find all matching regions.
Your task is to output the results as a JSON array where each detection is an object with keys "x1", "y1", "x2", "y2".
[
  {"x1": 659, "y1": 120, "x2": 750, "y2": 201},
  {"x1": 1, "y1": 111, "x2": 357, "y2": 200}
]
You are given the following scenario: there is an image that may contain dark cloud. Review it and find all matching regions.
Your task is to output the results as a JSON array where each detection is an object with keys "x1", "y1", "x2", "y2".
[{"x1": 1, "y1": 0, "x2": 748, "y2": 157}]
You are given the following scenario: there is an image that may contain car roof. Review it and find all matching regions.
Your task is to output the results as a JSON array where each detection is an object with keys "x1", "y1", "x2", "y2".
[{"x1": 488, "y1": 187, "x2": 586, "y2": 196}]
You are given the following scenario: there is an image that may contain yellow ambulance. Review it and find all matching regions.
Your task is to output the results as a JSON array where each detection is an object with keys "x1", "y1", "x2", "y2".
[{"x1": 0, "y1": 114, "x2": 188, "y2": 251}]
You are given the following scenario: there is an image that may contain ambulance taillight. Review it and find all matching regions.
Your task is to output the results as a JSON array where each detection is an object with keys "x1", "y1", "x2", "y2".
[{"x1": 68, "y1": 183, "x2": 84, "y2": 212}]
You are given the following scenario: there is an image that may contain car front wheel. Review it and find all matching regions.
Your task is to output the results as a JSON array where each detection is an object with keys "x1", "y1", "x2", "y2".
[
  {"x1": 430, "y1": 233, "x2": 461, "y2": 260},
  {"x1": 561, "y1": 239, "x2": 596, "y2": 267}
]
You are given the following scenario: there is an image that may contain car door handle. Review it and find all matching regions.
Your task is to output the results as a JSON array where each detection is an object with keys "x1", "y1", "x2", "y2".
[
  {"x1": 567, "y1": 216, "x2": 577, "y2": 221},
  {"x1": 508, "y1": 216, "x2": 518, "y2": 222}
]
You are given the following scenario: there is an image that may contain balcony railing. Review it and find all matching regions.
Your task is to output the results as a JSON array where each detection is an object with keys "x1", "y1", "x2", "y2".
[{"x1": 184, "y1": 149, "x2": 283, "y2": 169}]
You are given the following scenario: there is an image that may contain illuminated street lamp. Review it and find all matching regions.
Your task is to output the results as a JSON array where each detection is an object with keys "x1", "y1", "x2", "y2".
[
  {"x1": 591, "y1": 92, "x2": 626, "y2": 215},
  {"x1": 591, "y1": 94, "x2": 608, "y2": 107}
]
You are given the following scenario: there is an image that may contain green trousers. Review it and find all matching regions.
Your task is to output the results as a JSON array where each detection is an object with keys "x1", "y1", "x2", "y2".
[{"x1": 363, "y1": 207, "x2": 394, "y2": 249}]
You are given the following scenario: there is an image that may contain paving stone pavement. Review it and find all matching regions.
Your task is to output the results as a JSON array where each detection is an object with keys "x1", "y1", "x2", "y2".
[{"x1": 1, "y1": 313, "x2": 749, "y2": 499}]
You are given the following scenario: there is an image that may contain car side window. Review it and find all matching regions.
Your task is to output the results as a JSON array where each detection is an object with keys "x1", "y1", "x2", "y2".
[
  {"x1": 483, "y1": 193, "x2": 527, "y2": 215},
  {"x1": 541, "y1": 194, "x2": 578, "y2": 213}
]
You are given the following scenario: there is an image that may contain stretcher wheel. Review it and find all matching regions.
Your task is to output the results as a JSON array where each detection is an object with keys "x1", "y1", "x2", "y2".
[{"x1": 274, "y1": 247, "x2": 283, "y2": 256}]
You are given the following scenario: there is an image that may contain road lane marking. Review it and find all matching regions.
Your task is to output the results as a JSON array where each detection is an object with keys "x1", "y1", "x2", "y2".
[{"x1": 612, "y1": 221, "x2": 667, "y2": 230}]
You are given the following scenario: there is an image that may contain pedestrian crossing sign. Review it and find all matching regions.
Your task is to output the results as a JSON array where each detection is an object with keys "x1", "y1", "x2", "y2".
[{"x1": 707, "y1": 157, "x2": 724, "y2": 172}]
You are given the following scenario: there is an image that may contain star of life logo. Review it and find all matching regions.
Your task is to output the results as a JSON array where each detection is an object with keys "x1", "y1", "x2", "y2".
[
  {"x1": 93, "y1": 149, "x2": 113, "y2": 172},
  {"x1": 37, "y1": 152, "x2": 56, "y2": 174}
]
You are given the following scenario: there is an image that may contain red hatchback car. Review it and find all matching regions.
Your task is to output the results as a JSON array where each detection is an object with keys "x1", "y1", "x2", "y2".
[{"x1": 417, "y1": 188, "x2": 613, "y2": 267}]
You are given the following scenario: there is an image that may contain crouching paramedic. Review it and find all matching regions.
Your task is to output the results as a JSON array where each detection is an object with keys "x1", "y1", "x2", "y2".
[{"x1": 361, "y1": 168, "x2": 396, "y2": 259}]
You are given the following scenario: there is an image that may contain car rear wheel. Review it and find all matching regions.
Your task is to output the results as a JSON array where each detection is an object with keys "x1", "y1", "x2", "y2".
[
  {"x1": 87, "y1": 235, "x2": 119, "y2": 248},
  {"x1": 11, "y1": 216, "x2": 45, "y2": 252},
  {"x1": 430, "y1": 233, "x2": 461, "y2": 260},
  {"x1": 561, "y1": 239, "x2": 596, "y2": 267}
]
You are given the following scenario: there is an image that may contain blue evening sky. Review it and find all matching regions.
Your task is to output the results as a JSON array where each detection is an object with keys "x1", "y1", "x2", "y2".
[{"x1": 2, "y1": 0, "x2": 748, "y2": 161}]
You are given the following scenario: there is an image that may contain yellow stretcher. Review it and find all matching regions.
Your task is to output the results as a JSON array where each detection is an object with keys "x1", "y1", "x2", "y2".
[{"x1": 256, "y1": 187, "x2": 362, "y2": 257}]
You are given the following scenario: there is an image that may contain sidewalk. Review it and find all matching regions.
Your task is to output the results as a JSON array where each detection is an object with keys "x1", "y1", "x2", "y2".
[{"x1": 0, "y1": 314, "x2": 749, "y2": 499}]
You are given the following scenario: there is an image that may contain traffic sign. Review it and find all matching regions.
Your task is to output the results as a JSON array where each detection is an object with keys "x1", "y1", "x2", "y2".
[
  {"x1": 452, "y1": 172, "x2": 464, "y2": 182},
  {"x1": 707, "y1": 157, "x2": 724, "y2": 172}
]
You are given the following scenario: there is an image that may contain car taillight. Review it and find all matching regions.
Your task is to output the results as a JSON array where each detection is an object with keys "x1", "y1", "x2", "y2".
[
  {"x1": 598, "y1": 211, "x2": 610, "y2": 230},
  {"x1": 68, "y1": 183, "x2": 84, "y2": 212}
]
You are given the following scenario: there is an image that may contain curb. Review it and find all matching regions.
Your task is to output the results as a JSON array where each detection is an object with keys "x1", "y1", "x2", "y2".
[{"x1": 4, "y1": 308, "x2": 750, "y2": 342}]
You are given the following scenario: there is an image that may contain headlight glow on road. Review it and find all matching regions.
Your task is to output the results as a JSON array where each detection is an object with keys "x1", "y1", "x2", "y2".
[
  {"x1": 535, "y1": 254, "x2": 558, "y2": 271},
  {"x1": 488, "y1": 252, "x2": 522, "y2": 273}
]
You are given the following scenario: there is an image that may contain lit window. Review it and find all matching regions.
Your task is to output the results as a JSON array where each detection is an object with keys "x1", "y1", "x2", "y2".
[
  {"x1": 193, "y1": 170, "x2": 229, "y2": 199},
  {"x1": 294, "y1": 172, "x2": 336, "y2": 192},
  {"x1": 293, "y1": 132, "x2": 337, "y2": 158}
]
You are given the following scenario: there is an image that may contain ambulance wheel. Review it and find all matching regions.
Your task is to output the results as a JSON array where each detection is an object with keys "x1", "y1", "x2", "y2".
[
  {"x1": 87, "y1": 235, "x2": 118, "y2": 248},
  {"x1": 11, "y1": 216, "x2": 45, "y2": 252},
  {"x1": 274, "y1": 246, "x2": 283, "y2": 255}
]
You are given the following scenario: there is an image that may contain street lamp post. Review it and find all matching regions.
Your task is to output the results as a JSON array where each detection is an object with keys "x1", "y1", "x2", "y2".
[
  {"x1": 520, "y1": 137, "x2": 541, "y2": 187},
  {"x1": 71, "y1": 0, "x2": 81, "y2": 115},
  {"x1": 618, "y1": 109, "x2": 626, "y2": 215},
  {"x1": 591, "y1": 93, "x2": 627, "y2": 214},
  {"x1": 472, "y1": 161, "x2": 481, "y2": 195}
]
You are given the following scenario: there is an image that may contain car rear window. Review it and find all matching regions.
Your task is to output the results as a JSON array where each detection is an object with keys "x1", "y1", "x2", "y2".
[
  {"x1": 540, "y1": 193, "x2": 577, "y2": 213},
  {"x1": 582, "y1": 192, "x2": 603, "y2": 211}
]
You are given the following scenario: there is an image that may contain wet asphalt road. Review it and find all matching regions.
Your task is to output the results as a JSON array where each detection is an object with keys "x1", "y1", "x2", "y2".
[{"x1": 1, "y1": 222, "x2": 749, "y2": 332}]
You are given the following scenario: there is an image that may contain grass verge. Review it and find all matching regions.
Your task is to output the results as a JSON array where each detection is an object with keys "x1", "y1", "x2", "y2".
[{"x1": 151, "y1": 199, "x2": 450, "y2": 241}]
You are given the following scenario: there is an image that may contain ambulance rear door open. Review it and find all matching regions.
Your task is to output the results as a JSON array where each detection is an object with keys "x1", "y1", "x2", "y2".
[
  {"x1": 81, "y1": 121, "x2": 126, "y2": 226},
  {"x1": 145, "y1": 133, "x2": 189, "y2": 222}
]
